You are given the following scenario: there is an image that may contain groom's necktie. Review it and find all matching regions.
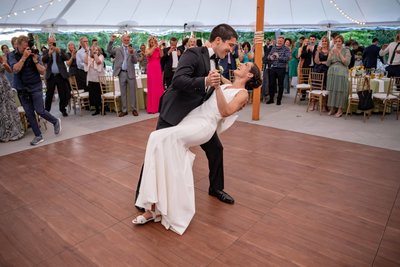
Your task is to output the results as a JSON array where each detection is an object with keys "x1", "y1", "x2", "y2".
[{"x1": 204, "y1": 55, "x2": 219, "y2": 101}]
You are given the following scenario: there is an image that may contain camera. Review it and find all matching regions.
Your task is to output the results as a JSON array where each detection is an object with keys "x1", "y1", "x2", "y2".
[{"x1": 27, "y1": 33, "x2": 39, "y2": 54}]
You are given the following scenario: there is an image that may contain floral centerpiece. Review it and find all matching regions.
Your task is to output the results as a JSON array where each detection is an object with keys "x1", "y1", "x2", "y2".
[{"x1": 351, "y1": 66, "x2": 365, "y2": 77}]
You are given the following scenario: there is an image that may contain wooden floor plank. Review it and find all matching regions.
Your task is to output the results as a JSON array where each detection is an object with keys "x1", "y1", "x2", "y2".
[
  {"x1": 0, "y1": 206, "x2": 71, "y2": 265},
  {"x1": 28, "y1": 190, "x2": 118, "y2": 244},
  {"x1": 1, "y1": 119, "x2": 399, "y2": 266},
  {"x1": 289, "y1": 169, "x2": 397, "y2": 225},
  {"x1": 373, "y1": 227, "x2": 400, "y2": 266}
]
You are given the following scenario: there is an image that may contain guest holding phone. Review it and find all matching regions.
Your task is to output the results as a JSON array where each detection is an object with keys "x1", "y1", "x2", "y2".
[{"x1": 145, "y1": 36, "x2": 164, "y2": 114}]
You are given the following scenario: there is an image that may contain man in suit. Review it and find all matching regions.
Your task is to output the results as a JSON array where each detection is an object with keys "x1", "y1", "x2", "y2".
[
  {"x1": 42, "y1": 36, "x2": 71, "y2": 117},
  {"x1": 177, "y1": 37, "x2": 189, "y2": 55},
  {"x1": 135, "y1": 24, "x2": 238, "y2": 207},
  {"x1": 301, "y1": 35, "x2": 318, "y2": 68},
  {"x1": 219, "y1": 44, "x2": 238, "y2": 80},
  {"x1": 362, "y1": 38, "x2": 384, "y2": 69},
  {"x1": 107, "y1": 34, "x2": 139, "y2": 117},
  {"x1": 162, "y1": 37, "x2": 181, "y2": 88}
]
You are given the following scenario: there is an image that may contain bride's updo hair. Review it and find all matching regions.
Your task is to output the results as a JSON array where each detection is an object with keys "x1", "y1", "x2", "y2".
[{"x1": 245, "y1": 64, "x2": 262, "y2": 91}]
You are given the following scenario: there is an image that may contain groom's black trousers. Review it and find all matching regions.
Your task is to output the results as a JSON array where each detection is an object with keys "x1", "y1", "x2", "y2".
[{"x1": 134, "y1": 116, "x2": 224, "y2": 203}]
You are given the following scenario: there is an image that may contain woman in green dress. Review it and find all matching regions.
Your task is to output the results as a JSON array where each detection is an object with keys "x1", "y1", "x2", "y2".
[
  {"x1": 326, "y1": 35, "x2": 351, "y2": 118},
  {"x1": 288, "y1": 41, "x2": 299, "y2": 91}
]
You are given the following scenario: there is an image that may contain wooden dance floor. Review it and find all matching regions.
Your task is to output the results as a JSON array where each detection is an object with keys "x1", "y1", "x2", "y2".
[{"x1": 1, "y1": 118, "x2": 399, "y2": 266}]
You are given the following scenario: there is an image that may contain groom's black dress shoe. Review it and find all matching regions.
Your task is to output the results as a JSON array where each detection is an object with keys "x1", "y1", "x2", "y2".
[{"x1": 209, "y1": 190, "x2": 235, "y2": 204}]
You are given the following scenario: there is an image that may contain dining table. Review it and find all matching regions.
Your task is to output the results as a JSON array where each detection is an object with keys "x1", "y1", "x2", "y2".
[
  {"x1": 348, "y1": 75, "x2": 392, "y2": 114},
  {"x1": 369, "y1": 77, "x2": 391, "y2": 93},
  {"x1": 112, "y1": 74, "x2": 147, "y2": 111}
]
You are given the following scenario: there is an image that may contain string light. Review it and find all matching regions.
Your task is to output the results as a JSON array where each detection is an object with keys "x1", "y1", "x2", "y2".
[
  {"x1": 0, "y1": 0, "x2": 62, "y2": 21},
  {"x1": 329, "y1": 0, "x2": 366, "y2": 25}
]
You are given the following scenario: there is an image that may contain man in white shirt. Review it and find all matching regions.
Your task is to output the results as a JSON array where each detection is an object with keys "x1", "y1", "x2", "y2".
[
  {"x1": 161, "y1": 37, "x2": 181, "y2": 88},
  {"x1": 75, "y1": 37, "x2": 89, "y2": 91},
  {"x1": 380, "y1": 33, "x2": 400, "y2": 77}
]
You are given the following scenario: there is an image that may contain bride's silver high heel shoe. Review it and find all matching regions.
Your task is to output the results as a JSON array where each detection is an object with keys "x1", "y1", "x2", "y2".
[{"x1": 132, "y1": 210, "x2": 161, "y2": 225}]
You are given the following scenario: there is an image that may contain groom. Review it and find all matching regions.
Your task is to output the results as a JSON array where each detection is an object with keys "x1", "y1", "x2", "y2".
[{"x1": 135, "y1": 24, "x2": 238, "y2": 206}]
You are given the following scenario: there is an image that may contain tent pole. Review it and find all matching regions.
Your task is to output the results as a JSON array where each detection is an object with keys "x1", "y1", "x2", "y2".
[{"x1": 252, "y1": 0, "x2": 265, "y2": 120}]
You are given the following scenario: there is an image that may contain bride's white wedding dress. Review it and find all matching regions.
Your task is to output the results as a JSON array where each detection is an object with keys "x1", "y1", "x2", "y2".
[{"x1": 135, "y1": 85, "x2": 245, "y2": 235}]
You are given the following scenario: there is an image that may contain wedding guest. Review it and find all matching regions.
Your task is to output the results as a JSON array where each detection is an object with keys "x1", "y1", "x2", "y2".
[
  {"x1": 362, "y1": 38, "x2": 384, "y2": 69},
  {"x1": 66, "y1": 41, "x2": 78, "y2": 76},
  {"x1": 283, "y1": 38, "x2": 293, "y2": 94},
  {"x1": 301, "y1": 35, "x2": 318, "y2": 69},
  {"x1": 310, "y1": 36, "x2": 330, "y2": 111},
  {"x1": 314, "y1": 36, "x2": 330, "y2": 87},
  {"x1": 288, "y1": 39, "x2": 300, "y2": 93},
  {"x1": 266, "y1": 36, "x2": 291, "y2": 105},
  {"x1": 145, "y1": 36, "x2": 164, "y2": 114},
  {"x1": 0, "y1": 56, "x2": 24, "y2": 142},
  {"x1": 9, "y1": 35, "x2": 61, "y2": 146},
  {"x1": 379, "y1": 33, "x2": 400, "y2": 77},
  {"x1": 219, "y1": 45, "x2": 239, "y2": 80},
  {"x1": 326, "y1": 35, "x2": 351, "y2": 118},
  {"x1": 187, "y1": 37, "x2": 197, "y2": 49},
  {"x1": 161, "y1": 37, "x2": 181, "y2": 88},
  {"x1": 76, "y1": 36, "x2": 89, "y2": 92},
  {"x1": 84, "y1": 45, "x2": 105, "y2": 116},
  {"x1": 239, "y1": 42, "x2": 254, "y2": 63},
  {"x1": 107, "y1": 34, "x2": 139, "y2": 116},
  {"x1": 137, "y1": 43, "x2": 148, "y2": 74},
  {"x1": 42, "y1": 36, "x2": 71, "y2": 116},
  {"x1": 1, "y1": 44, "x2": 14, "y2": 84}
]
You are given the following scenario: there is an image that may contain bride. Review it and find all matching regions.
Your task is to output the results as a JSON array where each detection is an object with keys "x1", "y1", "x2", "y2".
[{"x1": 133, "y1": 62, "x2": 262, "y2": 235}]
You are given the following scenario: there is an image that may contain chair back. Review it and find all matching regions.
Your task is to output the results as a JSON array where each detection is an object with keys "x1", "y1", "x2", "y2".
[
  {"x1": 348, "y1": 76, "x2": 369, "y2": 96},
  {"x1": 389, "y1": 76, "x2": 400, "y2": 96},
  {"x1": 98, "y1": 75, "x2": 116, "y2": 95},
  {"x1": 298, "y1": 68, "x2": 311, "y2": 84},
  {"x1": 229, "y1": 69, "x2": 235, "y2": 82},
  {"x1": 68, "y1": 76, "x2": 81, "y2": 97},
  {"x1": 309, "y1": 72, "x2": 324, "y2": 91}
]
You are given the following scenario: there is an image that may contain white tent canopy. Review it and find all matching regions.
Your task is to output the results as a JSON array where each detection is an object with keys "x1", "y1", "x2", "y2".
[{"x1": 0, "y1": 0, "x2": 399, "y2": 34}]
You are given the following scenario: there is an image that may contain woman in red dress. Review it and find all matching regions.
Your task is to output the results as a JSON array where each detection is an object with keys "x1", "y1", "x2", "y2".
[{"x1": 145, "y1": 37, "x2": 164, "y2": 114}]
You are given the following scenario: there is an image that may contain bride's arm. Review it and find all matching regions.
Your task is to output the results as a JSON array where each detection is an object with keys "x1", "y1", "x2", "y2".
[
  {"x1": 215, "y1": 87, "x2": 248, "y2": 117},
  {"x1": 220, "y1": 75, "x2": 231, "y2": 85}
]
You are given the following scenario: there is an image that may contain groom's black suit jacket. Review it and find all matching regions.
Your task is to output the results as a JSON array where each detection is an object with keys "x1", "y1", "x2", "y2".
[{"x1": 159, "y1": 46, "x2": 211, "y2": 126}]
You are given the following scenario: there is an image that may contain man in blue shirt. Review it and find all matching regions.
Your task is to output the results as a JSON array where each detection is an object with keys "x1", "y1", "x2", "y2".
[{"x1": 9, "y1": 35, "x2": 61, "y2": 146}]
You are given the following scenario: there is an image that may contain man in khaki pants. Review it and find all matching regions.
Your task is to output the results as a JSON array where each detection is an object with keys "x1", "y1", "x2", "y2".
[{"x1": 107, "y1": 34, "x2": 139, "y2": 116}]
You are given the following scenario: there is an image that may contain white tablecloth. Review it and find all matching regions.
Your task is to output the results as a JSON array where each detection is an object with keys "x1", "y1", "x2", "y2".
[
  {"x1": 108, "y1": 75, "x2": 147, "y2": 110},
  {"x1": 370, "y1": 78, "x2": 390, "y2": 93},
  {"x1": 112, "y1": 75, "x2": 147, "y2": 92}
]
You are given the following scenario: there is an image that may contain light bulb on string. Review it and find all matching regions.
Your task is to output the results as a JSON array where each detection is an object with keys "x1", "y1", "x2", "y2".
[
  {"x1": 329, "y1": 0, "x2": 365, "y2": 25},
  {"x1": 0, "y1": 0, "x2": 63, "y2": 21}
]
